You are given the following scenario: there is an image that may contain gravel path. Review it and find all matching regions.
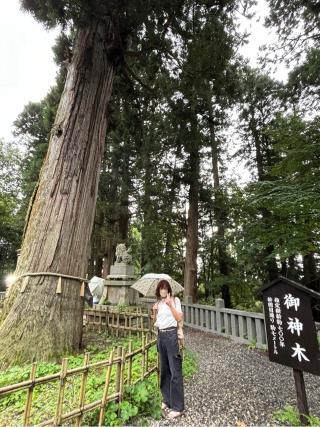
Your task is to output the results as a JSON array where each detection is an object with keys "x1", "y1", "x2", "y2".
[{"x1": 150, "y1": 327, "x2": 320, "y2": 426}]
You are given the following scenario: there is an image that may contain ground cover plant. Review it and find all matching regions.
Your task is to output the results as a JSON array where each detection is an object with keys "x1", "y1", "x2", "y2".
[{"x1": 0, "y1": 331, "x2": 197, "y2": 426}]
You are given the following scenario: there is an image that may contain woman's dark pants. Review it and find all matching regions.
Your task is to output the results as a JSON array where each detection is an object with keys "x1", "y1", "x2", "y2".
[{"x1": 157, "y1": 329, "x2": 184, "y2": 412}]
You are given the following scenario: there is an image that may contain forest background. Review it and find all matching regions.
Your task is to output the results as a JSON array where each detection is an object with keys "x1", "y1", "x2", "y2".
[{"x1": 0, "y1": 0, "x2": 319, "y2": 313}]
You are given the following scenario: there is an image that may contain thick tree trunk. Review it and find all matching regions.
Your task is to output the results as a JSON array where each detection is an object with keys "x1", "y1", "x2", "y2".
[
  {"x1": 184, "y1": 146, "x2": 199, "y2": 303},
  {"x1": 102, "y1": 237, "x2": 115, "y2": 278},
  {"x1": 163, "y1": 158, "x2": 180, "y2": 271},
  {"x1": 211, "y1": 127, "x2": 231, "y2": 307},
  {"x1": 303, "y1": 252, "x2": 319, "y2": 292},
  {"x1": 250, "y1": 116, "x2": 278, "y2": 282},
  {"x1": 118, "y1": 147, "x2": 131, "y2": 241},
  {"x1": 0, "y1": 19, "x2": 116, "y2": 366},
  {"x1": 280, "y1": 260, "x2": 288, "y2": 276},
  {"x1": 118, "y1": 186, "x2": 130, "y2": 244},
  {"x1": 287, "y1": 255, "x2": 300, "y2": 281},
  {"x1": 141, "y1": 146, "x2": 153, "y2": 271}
]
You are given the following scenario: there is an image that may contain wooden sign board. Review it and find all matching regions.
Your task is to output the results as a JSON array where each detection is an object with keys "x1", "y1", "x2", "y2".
[{"x1": 260, "y1": 277, "x2": 320, "y2": 376}]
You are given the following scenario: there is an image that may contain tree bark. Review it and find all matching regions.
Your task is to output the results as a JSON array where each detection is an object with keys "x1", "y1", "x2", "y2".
[
  {"x1": 210, "y1": 126, "x2": 231, "y2": 307},
  {"x1": 163, "y1": 157, "x2": 180, "y2": 271},
  {"x1": 250, "y1": 114, "x2": 278, "y2": 282},
  {"x1": 184, "y1": 142, "x2": 199, "y2": 303},
  {"x1": 287, "y1": 255, "x2": 300, "y2": 281},
  {"x1": 303, "y1": 252, "x2": 319, "y2": 292},
  {"x1": 102, "y1": 237, "x2": 115, "y2": 278},
  {"x1": 0, "y1": 19, "x2": 116, "y2": 366}
]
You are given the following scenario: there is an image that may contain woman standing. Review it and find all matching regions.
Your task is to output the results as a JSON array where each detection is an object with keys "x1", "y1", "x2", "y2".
[{"x1": 153, "y1": 279, "x2": 184, "y2": 419}]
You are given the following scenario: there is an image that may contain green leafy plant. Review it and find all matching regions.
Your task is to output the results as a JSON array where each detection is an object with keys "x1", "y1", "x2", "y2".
[
  {"x1": 116, "y1": 303, "x2": 129, "y2": 313},
  {"x1": 273, "y1": 405, "x2": 320, "y2": 426},
  {"x1": 0, "y1": 332, "x2": 198, "y2": 427},
  {"x1": 247, "y1": 339, "x2": 257, "y2": 350}
]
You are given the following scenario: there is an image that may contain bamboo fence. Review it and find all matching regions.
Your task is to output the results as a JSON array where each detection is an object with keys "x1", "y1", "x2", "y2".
[
  {"x1": 84, "y1": 306, "x2": 154, "y2": 338},
  {"x1": 0, "y1": 308, "x2": 159, "y2": 427}
]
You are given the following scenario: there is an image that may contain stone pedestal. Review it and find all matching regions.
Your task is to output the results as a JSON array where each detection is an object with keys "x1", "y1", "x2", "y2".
[
  {"x1": 99, "y1": 260, "x2": 138, "y2": 305},
  {"x1": 109, "y1": 263, "x2": 134, "y2": 277}
]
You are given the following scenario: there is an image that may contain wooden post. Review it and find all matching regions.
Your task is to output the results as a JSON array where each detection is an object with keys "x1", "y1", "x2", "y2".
[
  {"x1": 92, "y1": 306, "x2": 96, "y2": 331},
  {"x1": 55, "y1": 358, "x2": 68, "y2": 425},
  {"x1": 75, "y1": 353, "x2": 90, "y2": 427},
  {"x1": 98, "y1": 349, "x2": 114, "y2": 427},
  {"x1": 145, "y1": 333, "x2": 149, "y2": 373},
  {"x1": 115, "y1": 347, "x2": 122, "y2": 398},
  {"x1": 293, "y1": 369, "x2": 310, "y2": 425},
  {"x1": 116, "y1": 313, "x2": 120, "y2": 338},
  {"x1": 141, "y1": 334, "x2": 146, "y2": 380},
  {"x1": 148, "y1": 311, "x2": 151, "y2": 333},
  {"x1": 129, "y1": 316, "x2": 132, "y2": 338},
  {"x1": 23, "y1": 362, "x2": 37, "y2": 427},
  {"x1": 111, "y1": 313, "x2": 115, "y2": 336},
  {"x1": 127, "y1": 341, "x2": 133, "y2": 386},
  {"x1": 119, "y1": 347, "x2": 126, "y2": 403},
  {"x1": 124, "y1": 315, "x2": 128, "y2": 338},
  {"x1": 140, "y1": 314, "x2": 144, "y2": 337},
  {"x1": 106, "y1": 306, "x2": 109, "y2": 332},
  {"x1": 99, "y1": 310, "x2": 102, "y2": 332},
  {"x1": 104, "y1": 307, "x2": 108, "y2": 331}
]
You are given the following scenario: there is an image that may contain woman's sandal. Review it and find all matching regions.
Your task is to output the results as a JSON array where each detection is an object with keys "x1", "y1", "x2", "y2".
[
  {"x1": 166, "y1": 410, "x2": 182, "y2": 419},
  {"x1": 161, "y1": 402, "x2": 169, "y2": 410}
]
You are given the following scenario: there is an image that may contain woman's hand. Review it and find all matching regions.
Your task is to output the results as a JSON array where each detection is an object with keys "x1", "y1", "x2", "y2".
[
  {"x1": 152, "y1": 302, "x2": 159, "y2": 311},
  {"x1": 164, "y1": 295, "x2": 173, "y2": 307},
  {"x1": 165, "y1": 296, "x2": 183, "y2": 321}
]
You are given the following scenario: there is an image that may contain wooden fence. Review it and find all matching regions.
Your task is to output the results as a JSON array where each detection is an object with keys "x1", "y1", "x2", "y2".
[
  {"x1": 0, "y1": 309, "x2": 158, "y2": 427},
  {"x1": 84, "y1": 305, "x2": 154, "y2": 337}
]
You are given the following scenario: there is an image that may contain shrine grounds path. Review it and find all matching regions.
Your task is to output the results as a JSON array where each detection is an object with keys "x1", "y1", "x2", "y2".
[{"x1": 150, "y1": 327, "x2": 320, "y2": 427}]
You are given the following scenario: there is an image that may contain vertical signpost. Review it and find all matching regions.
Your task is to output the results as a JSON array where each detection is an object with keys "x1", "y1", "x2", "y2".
[{"x1": 260, "y1": 277, "x2": 320, "y2": 425}]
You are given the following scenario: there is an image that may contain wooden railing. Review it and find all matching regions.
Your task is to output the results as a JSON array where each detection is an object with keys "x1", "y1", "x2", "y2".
[{"x1": 0, "y1": 310, "x2": 158, "y2": 427}]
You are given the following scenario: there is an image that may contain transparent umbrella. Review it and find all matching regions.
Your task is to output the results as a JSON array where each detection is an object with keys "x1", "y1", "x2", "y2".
[
  {"x1": 131, "y1": 273, "x2": 184, "y2": 297},
  {"x1": 88, "y1": 276, "x2": 105, "y2": 303}
]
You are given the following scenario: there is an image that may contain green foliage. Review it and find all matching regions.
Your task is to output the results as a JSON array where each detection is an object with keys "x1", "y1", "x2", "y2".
[
  {"x1": 116, "y1": 303, "x2": 129, "y2": 313},
  {"x1": 0, "y1": 140, "x2": 23, "y2": 278},
  {"x1": 287, "y1": 48, "x2": 320, "y2": 110},
  {"x1": 0, "y1": 332, "x2": 198, "y2": 426},
  {"x1": 14, "y1": 68, "x2": 66, "y2": 208},
  {"x1": 247, "y1": 339, "x2": 257, "y2": 350},
  {"x1": 15, "y1": 0, "x2": 320, "y2": 314},
  {"x1": 197, "y1": 295, "x2": 216, "y2": 306},
  {"x1": 273, "y1": 405, "x2": 320, "y2": 426},
  {"x1": 266, "y1": 0, "x2": 320, "y2": 59},
  {"x1": 182, "y1": 349, "x2": 198, "y2": 378},
  {"x1": 245, "y1": 114, "x2": 320, "y2": 260}
]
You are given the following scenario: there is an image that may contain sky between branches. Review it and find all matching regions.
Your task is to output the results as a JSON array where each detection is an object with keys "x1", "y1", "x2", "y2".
[{"x1": 0, "y1": 0, "x2": 289, "y2": 142}]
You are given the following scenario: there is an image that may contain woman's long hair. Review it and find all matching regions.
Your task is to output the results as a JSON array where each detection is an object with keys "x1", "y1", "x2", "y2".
[{"x1": 155, "y1": 279, "x2": 173, "y2": 300}]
